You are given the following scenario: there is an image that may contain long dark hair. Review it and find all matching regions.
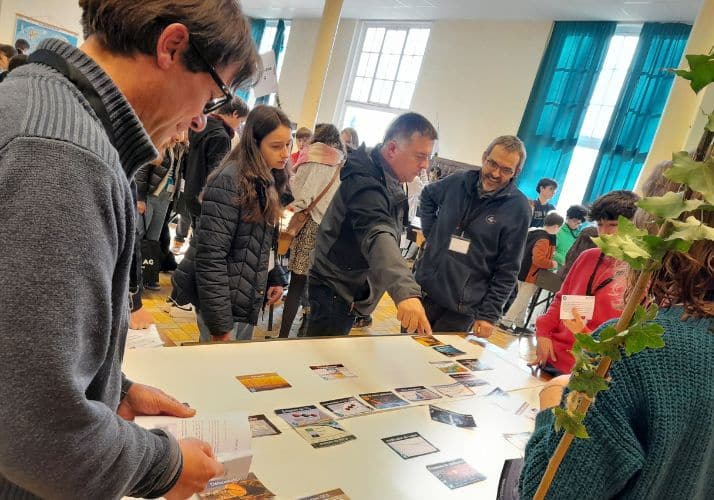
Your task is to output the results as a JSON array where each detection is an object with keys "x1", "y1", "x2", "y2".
[{"x1": 211, "y1": 105, "x2": 290, "y2": 225}]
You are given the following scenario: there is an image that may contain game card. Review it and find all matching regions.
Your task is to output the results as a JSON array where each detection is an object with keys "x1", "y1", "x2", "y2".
[
  {"x1": 274, "y1": 405, "x2": 331, "y2": 427},
  {"x1": 433, "y1": 382, "x2": 475, "y2": 398},
  {"x1": 457, "y1": 358, "x2": 494, "y2": 371},
  {"x1": 359, "y1": 391, "x2": 410, "y2": 409},
  {"x1": 560, "y1": 294, "x2": 595, "y2": 320},
  {"x1": 395, "y1": 385, "x2": 442, "y2": 402},
  {"x1": 382, "y1": 432, "x2": 439, "y2": 459},
  {"x1": 412, "y1": 335, "x2": 444, "y2": 347},
  {"x1": 427, "y1": 458, "x2": 486, "y2": 489},
  {"x1": 429, "y1": 360, "x2": 469, "y2": 374},
  {"x1": 248, "y1": 415, "x2": 281, "y2": 437},
  {"x1": 485, "y1": 388, "x2": 537, "y2": 418},
  {"x1": 429, "y1": 405, "x2": 476, "y2": 428},
  {"x1": 236, "y1": 372, "x2": 291, "y2": 392},
  {"x1": 310, "y1": 364, "x2": 357, "y2": 380},
  {"x1": 294, "y1": 420, "x2": 356, "y2": 448},
  {"x1": 433, "y1": 345, "x2": 467, "y2": 357},
  {"x1": 200, "y1": 473, "x2": 274, "y2": 499},
  {"x1": 320, "y1": 396, "x2": 373, "y2": 418},
  {"x1": 449, "y1": 373, "x2": 489, "y2": 387},
  {"x1": 497, "y1": 458, "x2": 524, "y2": 500},
  {"x1": 299, "y1": 488, "x2": 350, "y2": 500},
  {"x1": 503, "y1": 432, "x2": 532, "y2": 451}
]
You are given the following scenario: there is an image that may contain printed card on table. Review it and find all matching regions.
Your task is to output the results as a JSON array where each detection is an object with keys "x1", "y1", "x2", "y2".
[
  {"x1": 320, "y1": 396, "x2": 374, "y2": 418},
  {"x1": 433, "y1": 382, "x2": 475, "y2": 398},
  {"x1": 427, "y1": 458, "x2": 487, "y2": 489},
  {"x1": 382, "y1": 432, "x2": 440, "y2": 459},
  {"x1": 457, "y1": 358, "x2": 494, "y2": 371},
  {"x1": 200, "y1": 473, "x2": 274, "y2": 499},
  {"x1": 560, "y1": 294, "x2": 595, "y2": 320},
  {"x1": 236, "y1": 372, "x2": 291, "y2": 392},
  {"x1": 429, "y1": 405, "x2": 476, "y2": 428},
  {"x1": 449, "y1": 373, "x2": 490, "y2": 388},
  {"x1": 497, "y1": 458, "x2": 524, "y2": 500},
  {"x1": 299, "y1": 488, "x2": 351, "y2": 500},
  {"x1": 485, "y1": 387, "x2": 538, "y2": 419},
  {"x1": 293, "y1": 420, "x2": 357, "y2": 448},
  {"x1": 429, "y1": 360, "x2": 469, "y2": 374},
  {"x1": 359, "y1": 391, "x2": 410, "y2": 409},
  {"x1": 275, "y1": 405, "x2": 332, "y2": 427},
  {"x1": 412, "y1": 335, "x2": 444, "y2": 347},
  {"x1": 433, "y1": 344, "x2": 467, "y2": 357},
  {"x1": 503, "y1": 431, "x2": 532, "y2": 452},
  {"x1": 248, "y1": 415, "x2": 281, "y2": 438},
  {"x1": 395, "y1": 385, "x2": 442, "y2": 402},
  {"x1": 310, "y1": 363, "x2": 357, "y2": 380}
]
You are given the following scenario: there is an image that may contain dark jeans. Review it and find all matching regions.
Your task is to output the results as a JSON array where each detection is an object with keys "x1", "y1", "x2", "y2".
[
  {"x1": 279, "y1": 273, "x2": 308, "y2": 338},
  {"x1": 306, "y1": 282, "x2": 355, "y2": 337},
  {"x1": 423, "y1": 295, "x2": 474, "y2": 332}
]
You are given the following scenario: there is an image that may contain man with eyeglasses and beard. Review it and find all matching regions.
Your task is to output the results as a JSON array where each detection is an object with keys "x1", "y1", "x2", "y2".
[
  {"x1": 414, "y1": 135, "x2": 531, "y2": 337},
  {"x1": 0, "y1": 1, "x2": 258, "y2": 498}
]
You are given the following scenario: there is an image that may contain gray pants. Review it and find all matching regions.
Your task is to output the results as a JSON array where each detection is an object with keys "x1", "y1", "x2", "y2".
[
  {"x1": 197, "y1": 310, "x2": 254, "y2": 342},
  {"x1": 138, "y1": 190, "x2": 172, "y2": 241}
]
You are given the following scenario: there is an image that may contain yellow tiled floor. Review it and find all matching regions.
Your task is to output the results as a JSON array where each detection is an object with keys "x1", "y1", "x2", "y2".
[{"x1": 142, "y1": 271, "x2": 538, "y2": 369}]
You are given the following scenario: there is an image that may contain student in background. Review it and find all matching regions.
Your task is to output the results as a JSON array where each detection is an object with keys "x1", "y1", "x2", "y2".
[
  {"x1": 290, "y1": 126, "x2": 313, "y2": 165},
  {"x1": 534, "y1": 190, "x2": 639, "y2": 374},
  {"x1": 0, "y1": 44, "x2": 16, "y2": 82},
  {"x1": 500, "y1": 212, "x2": 564, "y2": 334},
  {"x1": 340, "y1": 127, "x2": 359, "y2": 152},
  {"x1": 172, "y1": 106, "x2": 291, "y2": 342},
  {"x1": 530, "y1": 177, "x2": 558, "y2": 227},
  {"x1": 14, "y1": 38, "x2": 30, "y2": 55},
  {"x1": 554, "y1": 204, "x2": 589, "y2": 269}
]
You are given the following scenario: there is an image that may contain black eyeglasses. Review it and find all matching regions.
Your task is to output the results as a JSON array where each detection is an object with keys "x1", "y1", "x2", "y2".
[
  {"x1": 189, "y1": 40, "x2": 233, "y2": 114},
  {"x1": 484, "y1": 157, "x2": 515, "y2": 176}
]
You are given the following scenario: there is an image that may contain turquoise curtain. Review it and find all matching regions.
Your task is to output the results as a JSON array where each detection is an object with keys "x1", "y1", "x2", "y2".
[
  {"x1": 516, "y1": 22, "x2": 616, "y2": 203},
  {"x1": 583, "y1": 23, "x2": 691, "y2": 202},
  {"x1": 237, "y1": 18, "x2": 266, "y2": 100},
  {"x1": 256, "y1": 20, "x2": 286, "y2": 105}
]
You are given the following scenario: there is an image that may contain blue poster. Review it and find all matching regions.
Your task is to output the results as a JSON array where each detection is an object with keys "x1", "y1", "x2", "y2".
[{"x1": 14, "y1": 15, "x2": 78, "y2": 53}]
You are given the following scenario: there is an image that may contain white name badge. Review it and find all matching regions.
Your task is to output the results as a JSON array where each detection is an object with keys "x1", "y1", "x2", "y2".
[
  {"x1": 179, "y1": 178, "x2": 186, "y2": 193},
  {"x1": 448, "y1": 235, "x2": 470, "y2": 254},
  {"x1": 560, "y1": 295, "x2": 595, "y2": 320},
  {"x1": 400, "y1": 232, "x2": 408, "y2": 248}
]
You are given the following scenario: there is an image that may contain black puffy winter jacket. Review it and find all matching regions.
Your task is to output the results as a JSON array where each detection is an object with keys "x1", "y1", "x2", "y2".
[{"x1": 171, "y1": 163, "x2": 286, "y2": 334}]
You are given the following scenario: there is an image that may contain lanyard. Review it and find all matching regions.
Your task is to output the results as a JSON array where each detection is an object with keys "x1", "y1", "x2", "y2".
[{"x1": 586, "y1": 252, "x2": 614, "y2": 296}]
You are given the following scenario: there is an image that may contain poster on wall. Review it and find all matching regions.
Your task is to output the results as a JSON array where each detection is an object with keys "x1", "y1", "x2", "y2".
[
  {"x1": 14, "y1": 14, "x2": 79, "y2": 53},
  {"x1": 252, "y1": 50, "x2": 279, "y2": 98}
]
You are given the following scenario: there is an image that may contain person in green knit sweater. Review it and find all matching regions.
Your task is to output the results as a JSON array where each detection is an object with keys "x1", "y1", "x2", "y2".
[
  {"x1": 519, "y1": 204, "x2": 713, "y2": 498},
  {"x1": 553, "y1": 204, "x2": 589, "y2": 268}
]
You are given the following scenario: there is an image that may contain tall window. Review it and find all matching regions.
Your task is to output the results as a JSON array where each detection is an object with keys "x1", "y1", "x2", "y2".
[
  {"x1": 556, "y1": 25, "x2": 641, "y2": 212},
  {"x1": 340, "y1": 23, "x2": 431, "y2": 146},
  {"x1": 246, "y1": 19, "x2": 292, "y2": 107}
]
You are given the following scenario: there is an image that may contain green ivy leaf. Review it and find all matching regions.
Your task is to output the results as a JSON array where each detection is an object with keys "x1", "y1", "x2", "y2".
[
  {"x1": 574, "y1": 333, "x2": 600, "y2": 353},
  {"x1": 665, "y1": 152, "x2": 714, "y2": 204},
  {"x1": 665, "y1": 216, "x2": 714, "y2": 243},
  {"x1": 631, "y1": 305, "x2": 647, "y2": 325},
  {"x1": 637, "y1": 192, "x2": 706, "y2": 218},
  {"x1": 599, "y1": 326, "x2": 618, "y2": 342},
  {"x1": 553, "y1": 407, "x2": 589, "y2": 439},
  {"x1": 624, "y1": 322, "x2": 666, "y2": 356},
  {"x1": 569, "y1": 369, "x2": 609, "y2": 398},
  {"x1": 593, "y1": 232, "x2": 651, "y2": 269},
  {"x1": 673, "y1": 54, "x2": 714, "y2": 93},
  {"x1": 645, "y1": 303, "x2": 659, "y2": 321}
]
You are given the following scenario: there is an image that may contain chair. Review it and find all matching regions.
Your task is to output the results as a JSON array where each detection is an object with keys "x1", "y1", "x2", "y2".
[{"x1": 524, "y1": 270, "x2": 563, "y2": 327}]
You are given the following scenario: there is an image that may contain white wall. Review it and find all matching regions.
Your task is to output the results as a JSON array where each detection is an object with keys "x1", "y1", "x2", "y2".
[
  {"x1": 278, "y1": 19, "x2": 552, "y2": 164},
  {"x1": 0, "y1": 0, "x2": 83, "y2": 45}
]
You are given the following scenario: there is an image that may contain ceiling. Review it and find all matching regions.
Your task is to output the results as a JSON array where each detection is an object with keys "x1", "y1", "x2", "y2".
[{"x1": 242, "y1": 0, "x2": 702, "y2": 22}]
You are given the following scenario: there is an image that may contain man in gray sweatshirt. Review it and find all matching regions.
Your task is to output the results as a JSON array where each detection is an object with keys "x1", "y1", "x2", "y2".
[{"x1": 0, "y1": 1, "x2": 258, "y2": 498}]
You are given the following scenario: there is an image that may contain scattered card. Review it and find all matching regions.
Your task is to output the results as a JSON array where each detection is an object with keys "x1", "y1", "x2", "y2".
[
  {"x1": 433, "y1": 345, "x2": 467, "y2": 357},
  {"x1": 382, "y1": 432, "x2": 440, "y2": 459},
  {"x1": 433, "y1": 382, "x2": 475, "y2": 398},
  {"x1": 310, "y1": 364, "x2": 357, "y2": 380},
  {"x1": 560, "y1": 294, "x2": 595, "y2": 320},
  {"x1": 457, "y1": 358, "x2": 494, "y2": 371},
  {"x1": 275, "y1": 405, "x2": 332, "y2": 427},
  {"x1": 248, "y1": 415, "x2": 281, "y2": 437},
  {"x1": 427, "y1": 458, "x2": 486, "y2": 490},
  {"x1": 294, "y1": 420, "x2": 357, "y2": 448},
  {"x1": 395, "y1": 385, "x2": 442, "y2": 402},
  {"x1": 485, "y1": 387, "x2": 533, "y2": 416},
  {"x1": 429, "y1": 360, "x2": 469, "y2": 374},
  {"x1": 200, "y1": 473, "x2": 274, "y2": 499},
  {"x1": 320, "y1": 396, "x2": 374, "y2": 418},
  {"x1": 496, "y1": 458, "x2": 524, "y2": 500},
  {"x1": 299, "y1": 488, "x2": 350, "y2": 500},
  {"x1": 359, "y1": 391, "x2": 410, "y2": 409},
  {"x1": 503, "y1": 432, "x2": 532, "y2": 451},
  {"x1": 429, "y1": 405, "x2": 476, "y2": 428},
  {"x1": 449, "y1": 373, "x2": 489, "y2": 388},
  {"x1": 412, "y1": 335, "x2": 444, "y2": 347},
  {"x1": 236, "y1": 372, "x2": 291, "y2": 392}
]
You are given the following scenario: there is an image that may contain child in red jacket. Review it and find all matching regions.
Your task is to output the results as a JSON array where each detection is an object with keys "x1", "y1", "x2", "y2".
[{"x1": 535, "y1": 190, "x2": 639, "y2": 374}]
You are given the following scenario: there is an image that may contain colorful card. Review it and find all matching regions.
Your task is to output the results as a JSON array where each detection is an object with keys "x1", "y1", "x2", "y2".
[
  {"x1": 294, "y1": 420, "x2": 356, "y2": 448},
  {"x1": 503, "y1": 432, "x2": 532, "y2": 451},
  {"x1": 429, "y1": 405, "x2": 476, "y2": 428},
  {"x1": 359, "y1": 391, "x2": 410, "y2": 409},
  {"x1": 449, "y1": 373, "x2": 489, "y2": 388},
  {"x1": 236, "y1": 372, "x2": 291, "y2": 393},
  {"x1": 275, "y1": 405, "x2": 331, "y2": 427},
  {"x1": 497, "y1": 458, "x2": 524, "y2": 500},
  {"x1": 457, "y1": 358, "x2": 494, "y2": 371},
  {"x1": 310, "y1": 364, "x2": 357, "y2": 380},
  {"x1": 433, "y1": 382, "x2": 475, "y2": 398},
  {"x1": 299, "y1": 488, "x2": 350, "y2": 500},
  {"x1": 200, "y1": 473, "x2": 275, "y2": 499},
  {"x1": 412, "y1": 335, "x2": 444, "y2": 347},
  {"x1": 395, "y1": 385, "x2": 442, "y2": 402},
  {"x1": 429, "y1": 360, "x2": 469, "y2": 374},
  {"x1": 427, "y1": 458, "x2": 487, "y2": 489},
  {"x1": 433, "y1": 345, "x2": 466, "y2": 357},
  {"x1": 382, "y1": 432, "x2": 439, "y2": 459},
  {"x1": 320, "y1": 396, "x2": 374, "y2": 418},
  {"x1": 248, "y1": 414, "x2": 281, "y2": 437}
]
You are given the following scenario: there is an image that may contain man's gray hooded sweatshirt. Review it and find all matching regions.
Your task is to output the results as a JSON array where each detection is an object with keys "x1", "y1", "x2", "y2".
[{"x1": 0, "y1": 39, "x2": 182, "y2": 499}]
